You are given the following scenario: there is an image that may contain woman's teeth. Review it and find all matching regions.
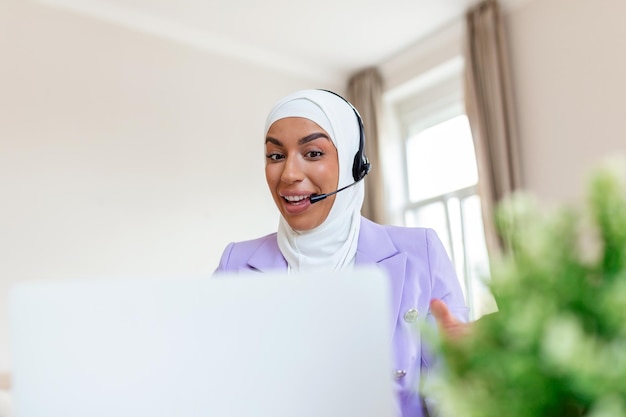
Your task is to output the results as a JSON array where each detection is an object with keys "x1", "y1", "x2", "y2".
[{"x1": 283, "y1": 195, "x2": 309, "y2": 202}]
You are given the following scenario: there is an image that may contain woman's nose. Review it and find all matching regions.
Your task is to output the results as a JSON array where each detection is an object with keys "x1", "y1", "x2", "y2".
[{"x1": 280, "y1": 156, "x2": 304, "y2": 184}]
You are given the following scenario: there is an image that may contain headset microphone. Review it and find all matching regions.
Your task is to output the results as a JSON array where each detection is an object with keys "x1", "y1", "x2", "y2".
[{"x1": 309, "y1": 174, "x2": 367, "y2": 204}]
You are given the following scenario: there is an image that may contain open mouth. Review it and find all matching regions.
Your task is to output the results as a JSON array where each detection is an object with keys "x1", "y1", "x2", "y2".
[{"x1": 281, "y1": 195, "x2": 311, "y2": 205}]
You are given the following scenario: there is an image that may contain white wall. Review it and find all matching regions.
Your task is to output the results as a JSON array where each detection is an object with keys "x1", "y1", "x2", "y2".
[
  {"x1": 505, "y1": 0, "x2": 626, "y2": 203},
  {"x1": 0, "y1": 0, "x2": 338, "y2": 372}
]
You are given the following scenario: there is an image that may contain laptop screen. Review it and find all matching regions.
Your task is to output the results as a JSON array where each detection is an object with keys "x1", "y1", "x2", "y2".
[{"x1": 9, "y1": 267, "x2": 396, "y2": 417}]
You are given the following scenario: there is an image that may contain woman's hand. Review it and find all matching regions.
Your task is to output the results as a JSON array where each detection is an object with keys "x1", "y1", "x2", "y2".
[{"x1": 429, "y1": 299, "x2": 472, "y2": 341}]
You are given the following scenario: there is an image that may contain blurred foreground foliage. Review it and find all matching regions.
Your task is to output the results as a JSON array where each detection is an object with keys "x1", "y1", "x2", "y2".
[{"x1": 429, "y1": 160, "x2": 626, "y2": 417}]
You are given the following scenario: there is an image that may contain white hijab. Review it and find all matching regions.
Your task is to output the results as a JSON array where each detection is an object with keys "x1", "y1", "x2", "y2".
[{"x1": 265, "y1": 90, "x2": 365, "y2": 272}]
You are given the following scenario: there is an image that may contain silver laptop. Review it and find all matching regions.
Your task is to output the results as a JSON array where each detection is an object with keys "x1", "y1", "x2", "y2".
[{"x1": 9, "y1": 268, "x2": 395, "y2": 417}]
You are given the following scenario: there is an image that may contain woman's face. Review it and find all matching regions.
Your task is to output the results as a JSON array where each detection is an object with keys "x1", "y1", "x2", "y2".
[{"x1": 265, "y1": 117, "x2": 339, "y2": 231}]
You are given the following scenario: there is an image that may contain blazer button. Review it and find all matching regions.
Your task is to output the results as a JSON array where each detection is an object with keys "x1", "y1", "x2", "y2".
[
  {"x1": 403, "y1": 308, "x2": 419, "y2": 323},
  {"x1": 394, "y1": 369, "x2": 407, "y2": 380}
]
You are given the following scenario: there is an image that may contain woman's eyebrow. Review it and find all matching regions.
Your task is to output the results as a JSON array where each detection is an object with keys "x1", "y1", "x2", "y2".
[
  {"x1": 265, "y1": 137, "x2": 283, "y2": 146},
  {"x1": 265, "y1": 132, "x2": 331, "y2": 147},
  {"x1": 298, "y1": 132, "x2": 330, "y2": 145}
]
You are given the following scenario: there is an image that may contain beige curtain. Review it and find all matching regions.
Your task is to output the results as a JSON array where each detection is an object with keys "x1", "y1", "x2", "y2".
[
  {"x1": 347, "y1": 68, "x2": 386, "y2": 223},
  {"x1": 465, "y1": 0, "x2": 522, "y2": 254}
]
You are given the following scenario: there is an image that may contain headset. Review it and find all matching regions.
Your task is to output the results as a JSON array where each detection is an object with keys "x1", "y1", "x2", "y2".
[
  {"x1": 309, "y1": 90, "x2": 371, "y2": 204},
  {"x1": 319, "y1": 89, "x2": 371, "y2": 182}
]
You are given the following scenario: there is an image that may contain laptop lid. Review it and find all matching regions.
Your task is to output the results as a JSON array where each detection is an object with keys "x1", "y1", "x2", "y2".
[{"x1": 9, "y1": 267, "x2": 395, "y2": 417}]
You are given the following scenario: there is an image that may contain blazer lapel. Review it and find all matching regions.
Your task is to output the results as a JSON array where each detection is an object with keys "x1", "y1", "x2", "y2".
[
  {"x1": 242, "y1": 234, "x2": 288, "y2": 273},
  {"x1": 356, "y1": 218, "x2": 407, "y2": 334}
]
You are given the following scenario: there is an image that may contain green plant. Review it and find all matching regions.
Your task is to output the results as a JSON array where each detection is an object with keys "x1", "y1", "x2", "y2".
[{"x1": 429, "y1": 159, "x2": 626, "y2": 417}]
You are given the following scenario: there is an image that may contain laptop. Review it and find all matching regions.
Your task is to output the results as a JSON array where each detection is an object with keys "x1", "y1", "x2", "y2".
[{"x1": 9, "y1": 267, "x2": 396, "y2": 417}]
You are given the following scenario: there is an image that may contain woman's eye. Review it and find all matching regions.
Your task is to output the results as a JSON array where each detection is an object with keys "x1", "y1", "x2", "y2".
[
  {"x1": 305, "y1": 150, "x2": 324, "y2": 159},
  {"x1": 266, "y1": 153, "x2": 284, "y2": 161}
]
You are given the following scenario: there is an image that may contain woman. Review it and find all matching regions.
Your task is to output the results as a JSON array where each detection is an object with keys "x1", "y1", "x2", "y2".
[{"x1": 215, "y1": 89, "x2": 469, "y2": 417}]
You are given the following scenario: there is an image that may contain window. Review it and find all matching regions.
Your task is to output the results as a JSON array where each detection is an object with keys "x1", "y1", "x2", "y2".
[{"x1": 386, "y1": 60, "x2": 495, "y2": 319}]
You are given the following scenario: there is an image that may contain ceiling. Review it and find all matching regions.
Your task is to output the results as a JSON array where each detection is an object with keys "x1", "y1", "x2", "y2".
[{"x1": 35, "y1": 0, "x2": 526, "y2": 83}]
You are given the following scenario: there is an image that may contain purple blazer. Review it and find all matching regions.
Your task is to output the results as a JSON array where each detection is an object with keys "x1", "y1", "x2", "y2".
[{"x1": 215, "y1": 217, "x2": 468, "y2": 417}]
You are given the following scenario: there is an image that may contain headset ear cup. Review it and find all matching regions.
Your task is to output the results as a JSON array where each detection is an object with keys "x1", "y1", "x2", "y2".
[
  {"x1": 317, "y1": 89, "x2": 370, "y2": 183},
  {"x1": 352, "y1": 153, "x2": 370, "y2": 182},
  {"x1": 352, "y1": 153, "x2": 362, "y2": 181},
  {"x1": 362, "y1": 156, "x2": 371, "y2": 177}
]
